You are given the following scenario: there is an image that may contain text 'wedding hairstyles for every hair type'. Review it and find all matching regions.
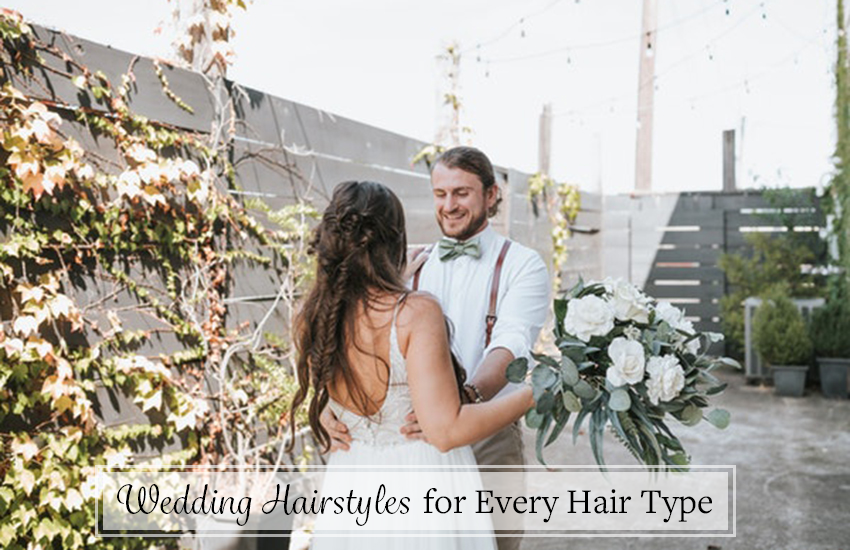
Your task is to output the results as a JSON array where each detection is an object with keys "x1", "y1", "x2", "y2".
[{"x1": 288, "y1": 180, "x2": 466, "y2": 452}]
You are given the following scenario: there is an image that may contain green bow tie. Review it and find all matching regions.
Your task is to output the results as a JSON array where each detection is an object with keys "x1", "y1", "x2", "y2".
[{"x1": 438, "y1": 237, "x2": 482, "y2": 261}]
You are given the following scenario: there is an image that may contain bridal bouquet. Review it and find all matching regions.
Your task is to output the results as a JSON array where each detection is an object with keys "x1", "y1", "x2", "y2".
[{"x1": 507, "y1": 278, "x2": 737, "y2": 469}]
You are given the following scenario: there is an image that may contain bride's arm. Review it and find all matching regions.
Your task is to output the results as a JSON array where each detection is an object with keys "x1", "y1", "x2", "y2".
[{"x1": 402, "y1": 294, "x2": 534, "y2": 453}]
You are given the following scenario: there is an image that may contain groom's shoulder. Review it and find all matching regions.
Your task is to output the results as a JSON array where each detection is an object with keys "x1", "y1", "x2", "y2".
[{"x1": 500, "y1": 237, "x2": 547, "y2": 269}]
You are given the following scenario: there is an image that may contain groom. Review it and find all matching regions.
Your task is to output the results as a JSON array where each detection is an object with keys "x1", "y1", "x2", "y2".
[{"x1": 323, "y1": 146, "x2": 550, "y2": 549}]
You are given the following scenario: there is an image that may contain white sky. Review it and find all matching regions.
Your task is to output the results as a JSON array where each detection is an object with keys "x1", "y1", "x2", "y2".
[{"x1": 3, "y1": 0, "x2": 838, "y2": 195}]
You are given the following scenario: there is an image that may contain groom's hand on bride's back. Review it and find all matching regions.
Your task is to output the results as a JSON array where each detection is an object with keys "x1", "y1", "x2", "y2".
[
  {"x1": 320, "y1": 408, "x2": 352, "y2": 452},
  {"x1": 400, "y1": 411, "x2": 429, "y2": 442}
]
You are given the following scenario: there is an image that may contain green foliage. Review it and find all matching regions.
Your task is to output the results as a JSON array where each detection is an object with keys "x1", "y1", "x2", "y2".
[
  {"x1": 523, "y1": 279, "x2": 731, "y2": 470},
  {"x1": 753, "y1": 285, "x2": 813, "y2": 366},
  {"x1": 719, "y1": 223, "x2": 824, "y2": 359},
  {"x1": 527, "y1": 172, "x2": 581, "y2": 291},
  {"x1": 809, "y1": 277, "x2": 850, "y2": 358},
  {"x1": 0, "y1": 11, "x2": 312, "y2": 549},
  {"x1": 828, "y1": 0, "x2": 850, "y2": 283}
]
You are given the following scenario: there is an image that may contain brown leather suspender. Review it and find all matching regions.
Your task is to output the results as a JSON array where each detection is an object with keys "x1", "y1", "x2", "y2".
[
  {"x1": 414, "y1": 240, "x2": 512, "y2": 346},
  {"x1": 411, "y1": 245, "x2": 433, "y2": 291},
  {"x1": 486, "y1": 240, "x2": 512, "y2": 347}
]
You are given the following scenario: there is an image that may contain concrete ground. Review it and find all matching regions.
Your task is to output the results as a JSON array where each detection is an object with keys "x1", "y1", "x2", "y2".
[{"x1": 520, "y1": 368, "x2": 850, "y2": 550}]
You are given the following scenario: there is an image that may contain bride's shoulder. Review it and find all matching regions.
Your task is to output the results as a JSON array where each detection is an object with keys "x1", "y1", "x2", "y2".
[
  {"x1": 396, "y1": 292, "x2": 446, "y2": 340},
  {"x1": 399, "y1": 291, "x2": 443, "y2": 317}
]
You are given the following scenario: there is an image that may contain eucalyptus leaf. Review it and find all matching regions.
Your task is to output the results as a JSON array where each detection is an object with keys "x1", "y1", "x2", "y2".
[
  {"x1": 679, "y1": 404, "x2": 702, "y2": 426},
  {"x1": 505, "y1": 357, "x2": 529, "y2": 383},
  {"x1": 532, "y1": 352, "x2": 559, "y2": 368},
  {"x1": 718, "y1": 357, "x2": 742, "y2": 370},
  {"x1": 574, "y1": 379, "x2": 596, "y2": 400},
  {"x1": 560, "y1": 355, "x2": 579, "y2": 386},
  {"x1": 572, "y1": 407, "x2": 590, "y2": 445},
  {"x1": 562, "y1": 390, "x2": 582, "y2": 413},
  {"x1": 608, "y1": 389, "x2": 631, "y2": 412},
  {"x1": 553, "y1": 298, "x2": 568, "y2": 330},
  {"x1": 525, "y1": 408, "x2": 544, "y2": 429},
  {"x1": 705, "y1": 382, "x2": 728, "y2": 396},
  {"x1": 546, "y1": 409, "x2": 571, "y2": 446},
  {"x1": 704, "y1": 408, "x2": 731, "y2": 429},
  {"x1": 536, "y1": 391, "x2": 556, "y2": 415},
  {"x1": 670, "y1": 452, "x2": 690, "y2": 466},
  {"x1": 531, "y1": 364, "x2": 557, "y2": 389},
  {"x1": 535, "y1": 413, "x2": 554, "y2": 465}
]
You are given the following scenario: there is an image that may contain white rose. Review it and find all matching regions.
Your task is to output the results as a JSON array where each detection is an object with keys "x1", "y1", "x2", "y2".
[
  {"x1": 654, "y1": 301, "x2": 684, "y2": 327},
  {"x1": 675, "y1": 318, "x2": 701, "y2": 355},
  {"x1": 645, "y1": 355, "x2": 686, "y2": 405},
  {"x1": 607, "y1": 278, "x2": 650, "y2": 323},
  {"x1": 564, "y1": 295, "x2": 615, "y2": 342},
  {"x1": 606, "y1": 337, "x2": 646, "y2": 387}
]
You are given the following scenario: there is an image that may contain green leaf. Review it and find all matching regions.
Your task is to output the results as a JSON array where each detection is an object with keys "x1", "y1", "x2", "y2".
[
  {"x1": 525, "y1": 408, "x2": 544, "y2": 429},
  {"x1": 505, "y1": 357, "x2": 529, "y2": 383},
  {"x1": 572, "y1": 407, "x2": 590, "y2": 445},
  {"x1": 680, "y1": 404, "x2": 702, "y2": 426},
  {"x1": 608, "y1": 389, "x2": 631, "y2": 411},
  {"x1": 536, "y1": 391, "x2": 556, "y2": 414},
  {"x1": 560, "y1": 355, "x2": 579, "y2": 386},
  {"x1": 705, "y1": 382, "x2": 728, "y2": 396},
  {"x1": 531, "y1": 364, "x2": 557, "y2": 389},
  {"x1": 546, "y1": 409, "x2": 571, "y2": 446},
  {"x1": 670, "y1": 452, "x2": 690, "y2": 466},
  {"x1": 704, "y1": 408, "x2": 731, "y2": 429},
  {"x1": 553, "y1": 298, "x2": 568, "y2": 331},
  {"x1": 718, "y1": 356, "x2": 742, "y2": 370},
  {"x1": 574, "y1": 379, "x2": 596, "y2": 400},
  {"x1": 589, "y1": 408, "x2": 607, "y2": 468},
  {"x1": 562, "y1": 390, "x2": 582, "y2": 413},
  {"x1": 532, "y1": 353, "x2": 559, "y2": 368},
  {"x1": 535, "y1": 413, "x2": 554, "y2": 465}
]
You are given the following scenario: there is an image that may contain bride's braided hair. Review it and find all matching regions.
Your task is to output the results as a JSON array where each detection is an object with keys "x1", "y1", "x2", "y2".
[{"x1": 288, "y1": 181, "x2": 466, "y2": 452}]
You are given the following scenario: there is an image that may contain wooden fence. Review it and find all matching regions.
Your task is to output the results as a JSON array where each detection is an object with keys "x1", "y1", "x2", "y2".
[
  {"x1": 602, "y1": 190, "x2": 825, "y2": 351},
  {"x1": 5, "y1": 23, "x2": 603, "y2": 429}
]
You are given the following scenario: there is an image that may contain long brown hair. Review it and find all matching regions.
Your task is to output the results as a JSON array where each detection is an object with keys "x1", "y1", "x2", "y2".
[{"x1": 287, "y1": 180, "x2": 465, "y2": 452}]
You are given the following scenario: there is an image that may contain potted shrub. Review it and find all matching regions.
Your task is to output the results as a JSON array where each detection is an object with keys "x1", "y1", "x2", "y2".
[
  {"x1": 753, "y1": 285, "x2": 814, "y2": 397},
  {"x1": 810, "y1": 278, "x2": 850, "y2": 398}
]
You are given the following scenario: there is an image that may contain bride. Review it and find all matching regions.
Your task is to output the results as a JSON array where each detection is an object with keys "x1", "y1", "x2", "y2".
[{"x1": 287, "y1": 180, "x2": 533, "y2": 548}]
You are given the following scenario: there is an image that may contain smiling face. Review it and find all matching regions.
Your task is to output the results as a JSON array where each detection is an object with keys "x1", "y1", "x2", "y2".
[{"x1": 430, "y1": 163, "x2": 497, "y2": 241}]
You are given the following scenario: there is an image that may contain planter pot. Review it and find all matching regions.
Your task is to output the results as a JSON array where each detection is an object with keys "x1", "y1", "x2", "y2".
[
  {"x1": 817, "y1": 357, "x2": 850, "y2": 399},
  {"x1": 771, "y1": 365, "x2": 809, "y2": 397}
]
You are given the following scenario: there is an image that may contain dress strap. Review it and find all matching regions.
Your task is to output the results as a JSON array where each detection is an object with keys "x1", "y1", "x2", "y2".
[{"x1": 390, "y1": 293, "x2": 405, "y2": 336}]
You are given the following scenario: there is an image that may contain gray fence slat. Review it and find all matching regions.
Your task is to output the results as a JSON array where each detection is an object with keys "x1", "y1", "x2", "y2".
[
  {"x1": 653, "y1": 247, "x2": 722, "y2": 264},
  {"x1": 649, "y1": 266, "x2": 724, "y2": 281},
  {"x1": 22, "y1": 24, "x2": 215, "y2": 133},
  {"x1": 725, "y1": 211, "x2": 824, "y2": 228},
  {"x1": 644, "y1": 283, "x2": 723, "y2": 300},
  {"x1": 712, "y1": 193, "x2": 771, "y2": 211},
  {"x1": 666, "y1": 210, "x2": 725, "y2": 228},
  {"x1": 659, "y1": 229, "x2": 725, "y2": 245}
]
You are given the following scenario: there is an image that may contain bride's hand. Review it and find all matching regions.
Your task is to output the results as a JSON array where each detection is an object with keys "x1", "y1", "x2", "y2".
[
  {"x1": 402, "y1": 247, "x2": 429, "y2": 282},
  {"x1": 320, "y1": 407, "x2": 352, "y2": 452},
  {"x1": 400, "y1": 411, "x2": 429, "y2": 442}
]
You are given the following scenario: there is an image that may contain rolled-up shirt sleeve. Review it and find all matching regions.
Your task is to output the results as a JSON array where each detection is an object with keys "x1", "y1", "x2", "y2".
[{"x1": 483, "y1": 250, "x2": 551, "y2": 361}]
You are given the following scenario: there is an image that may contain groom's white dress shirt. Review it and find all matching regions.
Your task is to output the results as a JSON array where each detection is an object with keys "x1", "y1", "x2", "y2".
[{"x1": 415, "y1": 225, "x2": 551, "y2": 397}]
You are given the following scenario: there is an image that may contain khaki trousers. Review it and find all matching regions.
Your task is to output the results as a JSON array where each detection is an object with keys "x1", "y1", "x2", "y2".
[{"x1": 472, "y1": 422, "x2": 525, "y2": 550}]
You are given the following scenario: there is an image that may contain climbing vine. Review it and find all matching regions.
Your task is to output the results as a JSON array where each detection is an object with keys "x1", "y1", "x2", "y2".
[
  {"x1": 0, "y1": 9, "x2": 314, "y2": 549},
  {"x1": 528, "y1": 172, "x2": 581, "y2": 290}
]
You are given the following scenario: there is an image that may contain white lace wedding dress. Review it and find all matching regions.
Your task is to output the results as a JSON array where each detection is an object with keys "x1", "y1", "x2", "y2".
[{"x1": 310, "y1": 300, "x2": 496, "y2": 550}]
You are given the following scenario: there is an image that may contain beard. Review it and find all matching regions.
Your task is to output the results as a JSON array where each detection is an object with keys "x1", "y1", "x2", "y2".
[{"x1": 437, "y1": 207, "x2": 489, "y2": 242}]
